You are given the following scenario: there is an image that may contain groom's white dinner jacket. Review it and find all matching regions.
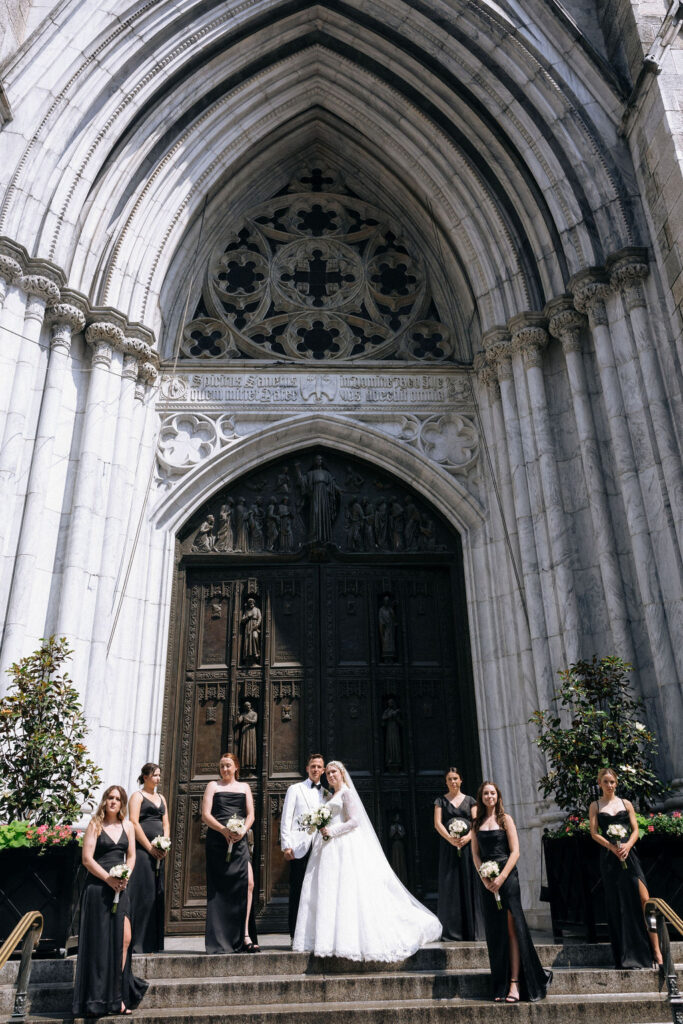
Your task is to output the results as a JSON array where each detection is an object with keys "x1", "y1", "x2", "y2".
[{"x1": 280, "y1": 778, "x2": 327, "y2": 860}]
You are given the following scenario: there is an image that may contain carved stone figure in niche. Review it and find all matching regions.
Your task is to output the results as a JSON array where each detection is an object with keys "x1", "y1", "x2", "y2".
[
  {"x1": 249, "y1": 497, "x2": 264, "y2": 551},
  {"x1": 265, "y1": 497, "x2": 279, "y2": 551},
  {"x1": 389, "y1": 497, "x2": 404, "y2": 551},
  {"x1": 210, "y1": 599, "x2": 222, "y2": 619},
  {"x1": 418, "y1": 514, "x2": 437, "y2": 551},
  {"x1": 215, "y1": 499, "x2": 234, "y2": 552},
  {"x1": 404, "y1": 498, "x2": 421, "y2": 550},
  {"x1": 234, "y1": 497, "x2": 249, "y2": 551},
  {"x1": 378, "y1": 594, "x2": 398, "y2": 660},
  {"x1": 362, "y1": 498, "x2": 376, "y2": 551},
  {"x1": 374, "y1": 498, "x2": 388, "y2": 549},
  {"x1": 192, "y1": 514, "x2": 215, "y2": 552},
  {"x1": 345, "y1": 496, "x2": 364, "y2": 551},
  {"x1": 389, "y1": 810, "x2": 408, "y2": 886},
  {"x1": 382, "y1": 696, "x2": 402, "y2": 769},
  {"x1": 278, "y1": 496, "x2": 294, "y2": 552},
  {"x1": 295, "y1": 455, "x2": 341, "y2": 542},
  {"x1": 234, "y1": 700, "x2": 258, "y2": 775},
  {"x1": 241, "y1": 597, "x2": 262, "y2": 662}
]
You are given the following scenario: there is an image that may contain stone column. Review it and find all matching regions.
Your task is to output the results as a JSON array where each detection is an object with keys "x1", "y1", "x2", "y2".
[
  {"x1": 85, "y1": 339, "x2": 149, "y2": 731},
  {"x1": 0, "y1": 274, "x2": 60, "y2": 562},
  {"x1": 510, "y1": 314, "x2": 581, "y2": 664},
  {"x1": 483, "y1": 332, "x2": 555, "y2": 708},
  {"x1": 0, "y1": 253, "x2": 23, "y2": 451},
  {"x1": 0, "y1": 301, "x2": 87, "y2": 675},
  {"x1": 571, "y1": 274, "x2": 679, "y2": 693},
  {"x1": 609, "y1": 252, "x2": 683, "y2": 556},
  {"x1": 547, "y1": 299, "x2": 635, "y2": 665},
  {"x1": 56, "y1": 321, "x2": 124, "y2": 682}
]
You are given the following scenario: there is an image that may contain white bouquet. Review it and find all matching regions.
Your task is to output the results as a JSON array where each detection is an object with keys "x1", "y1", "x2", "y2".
[
  {"x1": 225, "y1": 815, "x2": 246, "y2": 862},
  {"x1": 108, "y1": 863, "x2": 131, "y2": 913},
  {"x1": 606, "y1": 822, "x2": 629, "y2": 870},
  {"x1": 447, "y1": 818, "x2": 470, "y2": 856},
  {"x1": 151, "y1": 835, "x2": 171, "y2": 874},
  {"x1": 479, "y1": 860, "x2": 502, "y2": 909},
  {"x1": 298, "y1": 806, "x2": 332, "y2": 841}
]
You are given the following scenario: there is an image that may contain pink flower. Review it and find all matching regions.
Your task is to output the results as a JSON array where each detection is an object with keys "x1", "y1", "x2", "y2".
[
  {"x1": 37, "y1": 825, "x2": 48, "y2": 834},
  {"x1": 673, "y1": 811, "x2": 681, "y2": 819},
  {"x1": 38, "y1": 835, "x2": 48, "y2": 844},
  {"x1": 648, "y1": 825, "x2": 655, "y2": 832}
]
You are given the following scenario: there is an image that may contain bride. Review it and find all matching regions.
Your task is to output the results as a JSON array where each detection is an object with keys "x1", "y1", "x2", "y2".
[{"x1": 293, "y1": 760, "x2": 442, "y2": 961}]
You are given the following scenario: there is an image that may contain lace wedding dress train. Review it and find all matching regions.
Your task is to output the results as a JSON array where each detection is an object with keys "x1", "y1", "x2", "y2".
[{"x1": 293, "y1": 776, "x2": 442, "y2": 961}]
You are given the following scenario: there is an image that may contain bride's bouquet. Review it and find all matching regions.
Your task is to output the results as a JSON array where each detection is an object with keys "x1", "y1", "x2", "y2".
[
  {"x1": 298, "y1": 806, "x2": 332, "y2": 841},
  {"x1": 606, "y1": 823, "x2": 629, "y2": 870},
  {"x1": 108, "y1": 863, "x2": 131, "y2": 913},
  {"x1": 447, "y1": 818, "x2": 470, "y2": 856},
  {"x1": 151, "y1": 835, "x2": 172, "y2": 873},
  {"x1": 479, "y1": 860, "x2": 502, "y2": 909},
  {"x1": 225, "y1": 815, "x2": 246, "y2": 862}
]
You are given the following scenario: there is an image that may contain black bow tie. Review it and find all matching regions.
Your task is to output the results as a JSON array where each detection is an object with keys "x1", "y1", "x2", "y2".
[{"x1": 313, "y1": 783, "x2": 321, "y2": 789}]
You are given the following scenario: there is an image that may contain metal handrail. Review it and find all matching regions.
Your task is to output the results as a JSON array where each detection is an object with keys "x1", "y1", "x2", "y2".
[
  {"x1": 0, "y1": 911, "x2": 44, "y2": 1019},
  {"x1": 645, "y1": 898, "x2": 683, "y2": 1024}
]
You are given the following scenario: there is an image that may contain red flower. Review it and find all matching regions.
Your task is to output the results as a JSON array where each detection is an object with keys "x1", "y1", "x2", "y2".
[
  {"x1": 38, "y1": 835, "x2": 48, "y2": 844},
  {"x1": 648, "y1": 825, "x2": 655, "y2": 832},
  {"x1": 673, "y1": 811, "x2": 681, "y2": 819}
]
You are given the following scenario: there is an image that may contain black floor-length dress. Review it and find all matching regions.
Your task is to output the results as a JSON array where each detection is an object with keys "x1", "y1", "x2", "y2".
[
  {"x1": 434, "y1": 795, "x2": 484, "y2": 940},
  {"x1": 128, "y1": 795, "x2": 166, "y2": 953},
  {"x1": 72, "y1": 829, "x2": 148, "y2": 1017},
  {"x1": 476, "y1": 828, "x2": 551, "y2": 1002},
  {"x1": 597, "y1": 808, "x2": 652, "y2": 968},
  {"x1": 205, "y1": 791, "x2": 257, "y2": 953}
]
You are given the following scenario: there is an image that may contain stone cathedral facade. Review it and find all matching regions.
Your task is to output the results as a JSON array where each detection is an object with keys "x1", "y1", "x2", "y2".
[{"x1": 0, "y1": 0, "x2": 681, "y2": 927}]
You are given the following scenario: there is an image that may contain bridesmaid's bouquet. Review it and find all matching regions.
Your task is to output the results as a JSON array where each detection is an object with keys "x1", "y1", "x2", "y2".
[
  {"x1": 447, "y1": 819, "x2": 470, "y2": 856},
  {"x1": 298, "y1": 806, "x2": 332, "y2": 841},
  {"x1": 225, "y1": 815, "x2": 246, "y2": 862},
  {"x1": 108, "y1": 863, "x2": 131, "y2": 913},
  {"x1": 606, "y1": 823, "x2": 629, "y2": 869},
  {"x1": 479, "y1": 861, "x2": 502, "y2": 909},
  {"x1": 151, "y1": 835, "x2": 172, "y2": 874}
]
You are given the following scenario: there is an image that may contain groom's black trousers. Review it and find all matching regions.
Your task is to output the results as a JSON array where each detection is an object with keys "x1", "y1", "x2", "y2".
[{"x1": 288, "y1": 850, "x2": 311, "y2": 939}]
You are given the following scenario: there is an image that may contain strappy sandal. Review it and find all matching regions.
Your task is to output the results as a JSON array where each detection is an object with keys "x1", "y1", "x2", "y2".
[
  {"x1": 505, "y1": 979, "x2": 520, "y2": 1003},
  {"x1": 242, "y1": 940, "x2": 261, "y2": 953}
]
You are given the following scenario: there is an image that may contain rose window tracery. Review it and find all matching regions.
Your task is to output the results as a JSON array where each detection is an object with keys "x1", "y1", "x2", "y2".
[{"x1": 180, "y1": 167, "x2": 455, "y2": 363}]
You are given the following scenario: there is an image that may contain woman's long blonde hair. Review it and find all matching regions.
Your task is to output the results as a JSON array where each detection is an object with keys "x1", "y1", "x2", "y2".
[{"x1": 90, "y1": 785, "x2": 128, "y2": 836}]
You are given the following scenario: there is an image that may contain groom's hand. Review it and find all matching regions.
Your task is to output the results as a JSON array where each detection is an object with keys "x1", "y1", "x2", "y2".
[{"x1": 283, "y1": 848, "x2": 295, "y2": 861}]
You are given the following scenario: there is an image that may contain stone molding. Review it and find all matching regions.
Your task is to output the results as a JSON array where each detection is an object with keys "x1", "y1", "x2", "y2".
[{"x1": 122, "y1": 354, "x2": 139, "y2": 380}]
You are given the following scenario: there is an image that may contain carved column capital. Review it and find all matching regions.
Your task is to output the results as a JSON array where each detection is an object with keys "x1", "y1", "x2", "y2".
[
  {"x1": 570, "y1": 273, "x2": 611, "y2": 326},
  {"x1": 546, "y1": 299, "x2": 586, "y2": 355},
  {"x1": 19, "y1": 275, "x2": 61, "y2": 320},
  {"x1": 86, "y1": 321, "x2": 124, "y2": 368},
  {"x1": 482, "y1": 327, "x2": 513, "y2": 382},
  {"x1": 139, "y1": 361, "x2": 158, "y2": 384},
  {"x1": 45, "y1": 303, "x2": 86, "y2": 354},
  {"x1": 0, "y1": 254, "x2": 22, "y2": 285},
  {"x1": 121, "y1": 336, "x2": 152, "y2": 361},
  {"x1": 609, "y1": 256, "x2": 649, "y2": 313},
  {"x1": 509, "y1": 314, "x2": 548, "y2": 369},
  {"x1": 474, "y1": 352, "x2": 500, "y2": 401}
]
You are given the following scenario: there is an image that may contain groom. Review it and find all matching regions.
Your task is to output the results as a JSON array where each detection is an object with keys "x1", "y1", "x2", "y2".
[{"x1": 280, "y1": 753, "x2": 326, "y2": 939}]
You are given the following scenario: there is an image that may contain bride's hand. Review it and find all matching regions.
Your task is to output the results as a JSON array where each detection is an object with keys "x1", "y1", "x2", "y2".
[{"x1": 320, "y1": 827, "x2": 330, "y2": 838}]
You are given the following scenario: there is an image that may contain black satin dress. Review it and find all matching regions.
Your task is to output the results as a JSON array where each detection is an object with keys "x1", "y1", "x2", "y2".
[
  {"x1": 597, "y1": 808, "x2": 652, "y2": 968},
  {"x1": 72, "y1": 828, "x2": 148, "y2": 1017},
  {"x1": 476, "y1": 828, "x2": 550, "y2": 1002},
  {"x1": 434, "y1": 795, "x2": 484, "y2": 940},
  {"x1": 128, "y1": 795, "x2": 166, "y2": 953},
  {"x1": 205, "y1": 791, "x2": 257, "y2": 953}
]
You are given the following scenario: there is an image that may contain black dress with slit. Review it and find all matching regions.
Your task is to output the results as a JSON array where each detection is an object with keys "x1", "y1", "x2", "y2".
[
  {"x1": 476, "y1": 828, "x2": 550, "y2": 1001},
  {"x1": 205, "y1": 790, "x2": 257, "y2": 953},
  {"x1": 72, "y1": 827, "x2": 148, "y2": 1017},
  {"x1": 128, "y1": 794, "x2": 166, "y2": 953},
  {"x1": 597, "y1": 808, "x2": 652, "y2": 968},
  {"x1": 434, "y1": 795, "x2": 484, "y2": 940}
]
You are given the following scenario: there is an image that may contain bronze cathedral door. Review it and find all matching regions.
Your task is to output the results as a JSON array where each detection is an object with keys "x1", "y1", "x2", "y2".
[{"x1": 161, "y1": 449, "x2": 480, "y2": 933}]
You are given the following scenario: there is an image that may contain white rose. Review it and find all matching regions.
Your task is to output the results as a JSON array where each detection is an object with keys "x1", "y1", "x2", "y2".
[{"x1": 635, "y1": 722, "x2": 646, "y2": 732}]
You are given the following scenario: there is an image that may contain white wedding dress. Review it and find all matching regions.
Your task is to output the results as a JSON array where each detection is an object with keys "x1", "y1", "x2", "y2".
[{"x1": 293, "y1": 777, "x2": 442, "y2": 961}]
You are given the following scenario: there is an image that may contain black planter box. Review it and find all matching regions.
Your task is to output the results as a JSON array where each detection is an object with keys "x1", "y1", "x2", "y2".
[
  {"x1": 0, "y1": 843, "x2": 84, "y2": 954},
  {"x1": 543, "y1": 834, "x2": 683, "y2": 942}
]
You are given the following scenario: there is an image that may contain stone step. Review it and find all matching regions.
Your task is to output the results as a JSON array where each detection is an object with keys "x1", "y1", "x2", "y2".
[{"x1": 3, "y1": 964, "x2": 680, "y2": 1017}]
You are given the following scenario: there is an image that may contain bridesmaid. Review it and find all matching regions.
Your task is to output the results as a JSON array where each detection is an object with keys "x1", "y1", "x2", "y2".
[
  {"x1": 201, "y1": 751, "x2": 259, "y2": 953},
  {"x1": 72, "y1": 786, "x2": 148, "y2": 1017},
  {"x1": 433, "y1": 767, "x2": 483, "y2": 940},
  {"x1": 128, "y1": 762, "x2": 170, "y2": 953},
  {"x1": 471, "y1": 781, "x2": 551, "y2": 1003},
  {"x1": 589, "y1": 766, "x2": 662, "y2": 969}
]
